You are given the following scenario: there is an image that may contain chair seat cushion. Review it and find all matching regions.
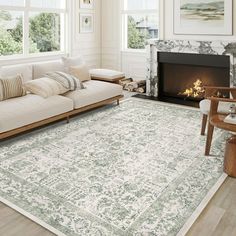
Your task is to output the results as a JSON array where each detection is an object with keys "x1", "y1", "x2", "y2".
[
  {"x1": 89, "y1": 69, "x2": 125, "y2": 81},
  {"x1": 0, "y1": 94, "x2": 73, "y2": 133},
  {"x1": 64, "y1": 80, "x2": 123, "y2": 109},
  {"x1": 200, "y1": 99, "x2": 236, "y2": 115}
]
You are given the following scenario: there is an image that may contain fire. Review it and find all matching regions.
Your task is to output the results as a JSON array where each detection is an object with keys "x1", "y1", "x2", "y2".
[{"x1": 179, "y1": 79, "x2": 205, "y2": 98}]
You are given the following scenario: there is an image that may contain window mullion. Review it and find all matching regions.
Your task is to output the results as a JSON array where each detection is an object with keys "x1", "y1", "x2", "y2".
[{"x1": 23, "y1": 0, "x2": 30, "y2": 56}]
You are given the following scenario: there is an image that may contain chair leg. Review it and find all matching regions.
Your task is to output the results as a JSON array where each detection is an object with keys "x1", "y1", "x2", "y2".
[
  {"x1": 201, "y1": 114, "x2": 208, "y2": 136},
  {"x1": 117, "y1": 99, "x2": 120, "y2": 105},
  {"x1": 205, "y1": 122, "x2": 214, "y2": 156}
]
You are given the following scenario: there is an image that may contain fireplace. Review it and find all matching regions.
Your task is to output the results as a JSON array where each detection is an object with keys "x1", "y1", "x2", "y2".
[
  {"x1": 144, "y1": 40, "x2": 236, "y2": 107},
  {"x1": 158, "y1": 52, "x2": 230, "y2": 107}
]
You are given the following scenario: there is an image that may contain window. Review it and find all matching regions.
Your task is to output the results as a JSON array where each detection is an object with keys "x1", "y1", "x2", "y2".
[
  {"x1": 0, "y1": 0, "x2": 66, "y2": 57},
  {"x1": 122, "y1": 0, "x2": 159, "y2": 50}
]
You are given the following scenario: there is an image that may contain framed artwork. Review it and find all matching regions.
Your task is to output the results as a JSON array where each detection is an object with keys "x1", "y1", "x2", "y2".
[
  {"x1": 80, "y1": 13, "x2": 94, "y2": 33},
  {"x1": 80, "y1": 0, "x2": 94, "y2": 9},
  {"x1": 174, "y1": 0, "x2": 233, "y2": 35}
]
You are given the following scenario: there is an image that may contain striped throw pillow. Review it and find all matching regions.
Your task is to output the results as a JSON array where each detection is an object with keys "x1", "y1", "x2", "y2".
[
  {"x1": 0, "y1": 74, "x2": 26, "y2": 101},
  {"x1": 24, "y1": 77, "x2": 69, "y2": 98},
  {"x1": 45, "y1": 71, "x2": 84, "y2": 91}
]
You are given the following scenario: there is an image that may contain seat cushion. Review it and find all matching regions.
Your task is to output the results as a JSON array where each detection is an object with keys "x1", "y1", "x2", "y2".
[
  {"x1": 200, "y1": 99, "x2": 235, "y2": 115},
  {"x1": 89, "y1": 69, "x2": 125, "y2": 81},
  {"x1": 65, "y1": 80, "x2": 123, "y2": 109},
  {"x1": 0, "y1": 94, "x2": 73, "y2": 133}
]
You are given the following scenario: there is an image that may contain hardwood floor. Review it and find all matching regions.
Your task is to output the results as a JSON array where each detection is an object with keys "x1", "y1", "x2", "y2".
[
  {"x1": 186, "y1": 177, "x2": 236, "y2": 236},
  {"x1": 0, "y1": 177, "x2": 235, "y2": 236},
  {"x1": 0, "y1": 202, "x2": 54, "y2": 236}
]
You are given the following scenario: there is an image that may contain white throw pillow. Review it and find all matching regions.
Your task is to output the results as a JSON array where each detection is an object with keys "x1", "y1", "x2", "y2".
[
  {"x1": 24, "y1": 77, "x2": 68, "y2": 98},
  {"x1": 69, "y1": 64, "x2": 91, "y2": 82},
  {"x1": 61, "y1": 56, "x2": 84, "y2": 71}
]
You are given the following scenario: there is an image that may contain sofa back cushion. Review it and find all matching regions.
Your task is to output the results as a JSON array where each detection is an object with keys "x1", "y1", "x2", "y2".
[
  {"x1": 62, "y1": 56, "x2": 84, "y2": 71},
  {"x1": 33, "y1": 60, "x2": 65, "y2": 79},
  {"x1": 0, "y1": 74, "x2": 26, "y2": 101},
  {"x1": 0, "y1": 64, "x2": 33, "y2": 82}
]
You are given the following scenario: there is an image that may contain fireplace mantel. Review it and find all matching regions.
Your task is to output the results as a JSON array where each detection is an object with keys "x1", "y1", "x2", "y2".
[{"x1": 146, "y1": 39, "x2": 236, "y2": 97}]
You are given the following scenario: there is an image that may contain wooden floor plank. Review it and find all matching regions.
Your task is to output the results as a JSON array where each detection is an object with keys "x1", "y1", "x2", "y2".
[{"x1": 187, "y1": 177, "x2": 236, "y2": 236}]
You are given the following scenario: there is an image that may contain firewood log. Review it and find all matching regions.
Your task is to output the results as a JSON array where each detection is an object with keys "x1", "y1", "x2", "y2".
[{"x1": 135, "y1": 85, "x2": 146, "y2": 93}]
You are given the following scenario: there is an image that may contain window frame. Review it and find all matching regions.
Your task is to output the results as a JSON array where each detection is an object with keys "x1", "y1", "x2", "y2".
[
  {"x1": 121, "y1": 0, "x2": 159, "y2": 52},
  {"x1": 0, "y1": 0, "x2": 68, "y2": 59}
]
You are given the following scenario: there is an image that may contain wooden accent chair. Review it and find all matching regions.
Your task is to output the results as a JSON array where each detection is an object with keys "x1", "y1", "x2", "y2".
[
  {"x1": 200, "y1": 86, "x2": 236, "y2": 135},
  {"x1": 203, "y1": 87, "x2": 236, "y2": 156}
]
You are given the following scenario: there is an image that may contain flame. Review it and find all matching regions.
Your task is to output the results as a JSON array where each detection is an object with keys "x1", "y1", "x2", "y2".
[{"x1": 179, "y1": 79, "x2": 205, "y2": 98}]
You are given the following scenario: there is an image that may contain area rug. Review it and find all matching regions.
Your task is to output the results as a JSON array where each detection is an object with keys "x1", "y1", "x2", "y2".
[{"x1": 0, "y1": 98, "x2": 227, "y2": 236}]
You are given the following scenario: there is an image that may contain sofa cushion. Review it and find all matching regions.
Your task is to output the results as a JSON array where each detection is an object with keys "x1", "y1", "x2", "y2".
[
  {"x1": 0, "y1": 75, "x2": 26, "y2": 101},
  {"x1": 62, "y1": 56, "x2": 84, "y2": 69},
  {"x1": 89, "y1": 69, "x2": 125, "y2": 81},
  {"x1": 0, "y1": 94, "x2": 73, "y2": 133},
  {"x1": 24, "y1": 77, "x2": 68, "y2": 98},
  {"x1": 33, "y1": 61, "x2": 65, "y2": 79},
  {"x1": 200, "y1": 99, "x2": 235, "y2": 115},
  {"x1": 0, "y1": 64, "x2": 33, "y2": 82},
  {"x1": 69, "y1": 64, "x2": 91, "y2": 82},
  {"x1": 64, "y1": 80, "x2": 123, "y2": 109},
  {"x1": 45, "y1": 71, "x2": 84, "y2": 90}
]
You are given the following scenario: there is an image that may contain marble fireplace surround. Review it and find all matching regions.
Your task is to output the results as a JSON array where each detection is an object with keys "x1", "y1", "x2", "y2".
[{"x1": 146, "y1": 40, "x2": 236, "y2": 97}]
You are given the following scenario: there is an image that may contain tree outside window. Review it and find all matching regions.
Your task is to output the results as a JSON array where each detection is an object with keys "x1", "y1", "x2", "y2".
[
  {"x1": 123, "y1": 0, "x2": 159, "y2": 50},
  {"x1": 0, "y1": 0, "x2": 65, "y2": 57}
]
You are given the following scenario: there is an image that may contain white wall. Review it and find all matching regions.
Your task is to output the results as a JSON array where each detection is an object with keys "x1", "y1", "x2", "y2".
[
  {"x1": 101, "y1": 0, "x2": 236, "y2": 80},
  {"x1": 101, "y1": 0, "x2": 121, "y2": 70},
  {"x1": 71, "y1": 0, "x2": 101, "y2": 69}
]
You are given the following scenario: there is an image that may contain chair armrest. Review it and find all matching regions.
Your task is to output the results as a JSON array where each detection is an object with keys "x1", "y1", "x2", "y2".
[
  {"x1": 204, "y1": 86, "x2": 236, "y2": 98},
  {"x1": 204, "y1": 86, "x2": 236, "y2": 91},
  {"x1": 207, "y1": 97, "x2": 236, "y2": 103}
]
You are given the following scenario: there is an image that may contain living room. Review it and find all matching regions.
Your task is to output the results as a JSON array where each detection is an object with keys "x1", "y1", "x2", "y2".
[{"x1": 0, "y1": 0, "x2": 236, "y2": 236}]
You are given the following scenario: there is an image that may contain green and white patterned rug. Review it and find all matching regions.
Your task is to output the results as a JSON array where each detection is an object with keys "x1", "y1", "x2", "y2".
[{"x1": 0, "y1": 98, "x2": 227, "y2": 236}]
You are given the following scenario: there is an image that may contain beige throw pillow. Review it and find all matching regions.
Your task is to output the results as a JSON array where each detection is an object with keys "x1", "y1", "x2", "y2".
[
  {"x1": 69, "y1": 64, "x2": 91, "y2": 82},
  {"x1": 0, "y1": 74, "x2": 26, "y2": 101},
  {"x1": 24, "y1": 77, "x2": 68, "y2": 98}
]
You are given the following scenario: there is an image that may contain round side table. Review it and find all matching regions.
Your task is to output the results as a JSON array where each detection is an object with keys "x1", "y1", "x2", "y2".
[
  {"x1": 209, "y1": 114, "x2": 236, "y2": 177},
  {"x1": 224, "y1": 135, "x2": 236, "y2": 177}
]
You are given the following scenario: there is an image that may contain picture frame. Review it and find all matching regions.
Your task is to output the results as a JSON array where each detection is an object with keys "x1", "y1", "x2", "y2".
[
  {"x1": 174, "y1": 0, "x2": 233, "y2": 35},
  {"x1": 80, "y1": 0, "x2": 94, "y2": 9},
  {"x1": 80, "y1": 13, "x2": 94, "y2": 33}
]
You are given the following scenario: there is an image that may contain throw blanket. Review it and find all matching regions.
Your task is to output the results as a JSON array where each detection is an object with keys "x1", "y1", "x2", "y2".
[{"x1": 45, "y1": 71, "x2": 84, "y2": 91}]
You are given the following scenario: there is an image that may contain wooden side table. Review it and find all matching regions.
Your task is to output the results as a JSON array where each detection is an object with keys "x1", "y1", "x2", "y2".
[
  {"x1": 207, "y1": 114, "x2": 236, "y2": 177},
  {"x1": 224, "y1": 135, "x2": 236, "y2": 177}
]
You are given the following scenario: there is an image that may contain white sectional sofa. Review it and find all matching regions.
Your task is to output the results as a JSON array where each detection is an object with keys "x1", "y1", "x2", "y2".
[{"x1": 0, "y1": 60, "x2": 123, "y2": 139}]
